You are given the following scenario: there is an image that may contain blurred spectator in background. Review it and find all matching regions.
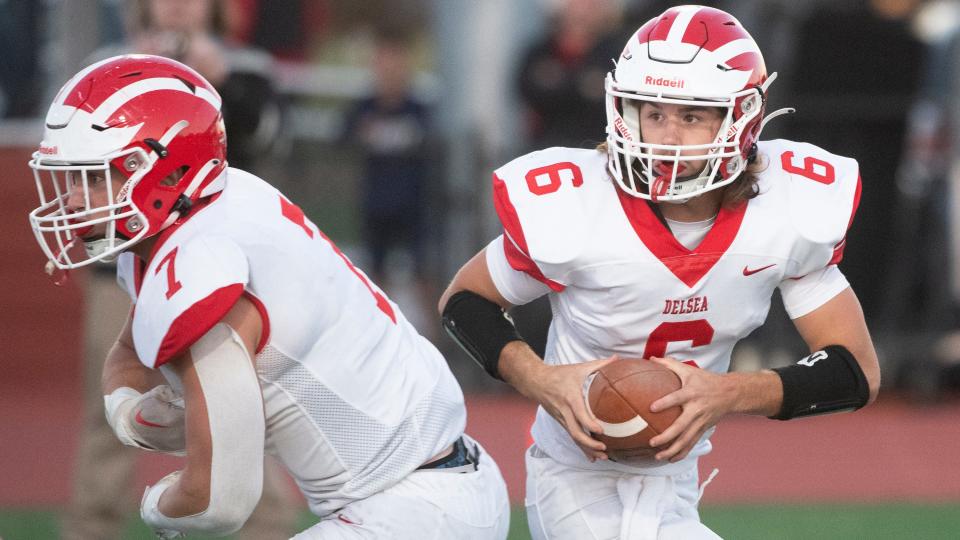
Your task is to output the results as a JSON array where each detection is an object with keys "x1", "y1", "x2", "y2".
[
  {"x1": 93, "y1": 0, "x2": 279, "y2": 171},
  {"x1": 785, "y1": 0, "x2": 925, "y2": 329},
  {"x1": 340, "y1": 26, "x2": 436, "y2": 331},
  {"x1": 62, "y1": 1, "x2": 294, "y2": 539},
  {"x1": 515, "y1": 0, "x2": 624, "y2": 150},
  {"x1": 882, "y1": 0, "x2": 960, "y2": 399},
  {"x1": 0, "y1": 1, "x2": 44, "y2": 118},
  {"x1": 229, "y1": 0, "x2": 330, "y2": 62},
  {"x1": 511, "y1": 0, "x2": 626, "y2": 356}
]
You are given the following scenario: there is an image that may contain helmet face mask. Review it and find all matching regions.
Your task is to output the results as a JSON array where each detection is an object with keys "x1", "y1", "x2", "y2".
[
  {"x1": 29, "y1": 148, "x2": 150, "y2": 268},
  {"x1": 28, "y1": 54, "x2": 227, "y2": 270},
  {"x1": 605, "y1": 5, "x2": 772, "y2": 203}
]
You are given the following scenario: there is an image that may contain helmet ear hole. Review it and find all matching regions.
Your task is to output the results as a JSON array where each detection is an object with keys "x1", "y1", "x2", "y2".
[{"x1": 161, "y1": 165, "x2": 190, "y2": 187}]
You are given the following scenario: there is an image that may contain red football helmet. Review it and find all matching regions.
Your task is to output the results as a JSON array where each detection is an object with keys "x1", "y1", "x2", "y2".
[
  {"x1": 605, "y1": 5, "x2": 788, "y2": 202},
  {"x1": 28, "y1": 54, "x2": 227, "y2": 269}
]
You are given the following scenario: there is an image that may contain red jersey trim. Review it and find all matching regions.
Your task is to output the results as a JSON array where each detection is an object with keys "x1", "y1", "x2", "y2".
[
  {"x1": 828, "y1": 173, "x2": 862, "y2": 266},
  {"x1": 503, "y1": 236, "x2": 565, "y2": 292},
  {"x1": 243, "y1": 291, "x2": 271, "y2": 354},
  {"x1": 616, "y1": 187, "x2": 747, "y2": 288},
  {"x1": 133, "y1": 256, "x2": 145, "y2": 296},
  {"x1": 492, "y1": 173, "x2": 565, "y2": 291},
  {"x1": 154, "y1": 283, "x2": 244, "y2": 367}
]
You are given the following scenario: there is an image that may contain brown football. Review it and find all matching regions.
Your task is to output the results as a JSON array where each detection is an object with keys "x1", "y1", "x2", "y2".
[{"x1": 586, "y1": 358, "x2": 682, "y2": 460}]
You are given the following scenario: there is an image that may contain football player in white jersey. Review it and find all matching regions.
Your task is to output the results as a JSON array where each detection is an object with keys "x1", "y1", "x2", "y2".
[
  {"x1": 28, "y1": 54, "x2": 509, "y2": 539},
  {"x1": 440, "y1": 5, "x2": 880, "y2": 539}
]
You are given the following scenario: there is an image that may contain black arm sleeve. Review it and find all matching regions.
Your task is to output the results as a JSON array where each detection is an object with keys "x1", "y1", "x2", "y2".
[
  {"x1": 770, "y1": 345, "x2": 871, "y2": 420},
  {"x1": 441, "y1": 290, "x2": 526, "y2": 381}
]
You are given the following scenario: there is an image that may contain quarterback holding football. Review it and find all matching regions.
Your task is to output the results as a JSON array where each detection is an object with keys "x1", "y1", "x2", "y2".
[{"x1": 441, "y1": 5, "x2": 880, "y2": 539}]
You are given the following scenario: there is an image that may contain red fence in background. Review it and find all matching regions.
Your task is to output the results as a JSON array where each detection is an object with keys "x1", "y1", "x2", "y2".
[{"x1": 1, "y1": 147, "x2": 85, "y2": 398}]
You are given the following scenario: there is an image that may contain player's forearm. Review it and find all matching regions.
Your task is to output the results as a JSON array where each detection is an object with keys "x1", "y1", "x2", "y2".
[
  {"x1": 722, "y1": 370, "x2": 783, "y2": 417},
  {"x1": 498, "y1": 340, "x2": 548, "y2": 400},
  {"x1": 101, "y1": 340, "x2": 157, "y2": 395}
]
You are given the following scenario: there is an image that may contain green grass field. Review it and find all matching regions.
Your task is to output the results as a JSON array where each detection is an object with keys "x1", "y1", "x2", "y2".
[{"x1": 2, "y1": 503, "x2": 958, "y2": 539}]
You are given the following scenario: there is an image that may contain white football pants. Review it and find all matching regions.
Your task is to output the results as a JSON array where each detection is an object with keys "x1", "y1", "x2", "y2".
[
  {"x1": 525, "y1": 445, "x2": 721, "y2": 540},
  {"x1": 292, "y1": 435, "x2": 510, "y2": 539}
]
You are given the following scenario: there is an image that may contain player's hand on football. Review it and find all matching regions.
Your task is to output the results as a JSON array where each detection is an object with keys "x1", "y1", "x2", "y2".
[
  {"x1": 531, "y1": 355, "x2": 619, "y2": 462},
  {"x1": 647, "y1": 356, "x2": 737, "y2": 463}
]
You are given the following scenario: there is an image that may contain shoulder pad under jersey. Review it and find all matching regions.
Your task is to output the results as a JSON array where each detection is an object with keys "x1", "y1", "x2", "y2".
[
  {"x1": 132, "y1": 235, "x2": 249, "y2": 368},
  {"x1": 492, "y1": 147, "x2": 611, "y2": 286},
  {"x1": 758, "y1": 139, "x2": 861, "y2": 272}
]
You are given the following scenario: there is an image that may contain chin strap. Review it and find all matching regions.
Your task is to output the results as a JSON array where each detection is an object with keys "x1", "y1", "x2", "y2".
[
  {"x1": 44, "y1": 237, "x2": 78, "y2": 285},
  {"x1": 44, "y1": 263, "x2": 70, "y2": 286}
]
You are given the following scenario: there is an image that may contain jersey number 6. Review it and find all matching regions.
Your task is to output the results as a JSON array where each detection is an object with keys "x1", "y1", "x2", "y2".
[
  {"x1": 643, "y1": 320, "x2": 713, "y2": 367},
  {"x1": 525, "y1": 162, "x2": 583, "y2": 195},
  {"x1": 780, "y1": 151, "x2": 835, "y2": 185}
]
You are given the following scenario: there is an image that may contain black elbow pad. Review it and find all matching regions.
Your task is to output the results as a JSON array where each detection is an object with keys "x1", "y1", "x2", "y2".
[{"x1": 441, "y1": 291, "x2": 525, "y2": 380}]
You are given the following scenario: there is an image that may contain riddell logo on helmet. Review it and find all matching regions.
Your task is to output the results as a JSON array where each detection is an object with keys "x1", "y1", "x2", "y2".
[
  {"x1": 645, "y1": 76, "x2": 685, "y2": 89},
  {"x1": 614, "y1": 117, "x2": 634, "y2": 141},
  {"x1": 39, "y1": 144, "x2": 58, "y2": 155}
]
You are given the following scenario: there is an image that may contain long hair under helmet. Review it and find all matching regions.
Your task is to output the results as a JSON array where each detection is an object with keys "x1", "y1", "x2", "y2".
[{"x1": 605, "y1": 5, "x2": 792, "y2": 202}]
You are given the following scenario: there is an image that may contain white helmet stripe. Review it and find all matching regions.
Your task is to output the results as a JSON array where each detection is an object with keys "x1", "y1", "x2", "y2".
[
  {"x1": 711, "y1": 39, "x2": 762, "y2": 65},
  {"x1": 665, "y1": 5, "x2": 701, "y2": 45},
  {"x1": 91, "y1": 77, "x2": 221, "y2": 125}
]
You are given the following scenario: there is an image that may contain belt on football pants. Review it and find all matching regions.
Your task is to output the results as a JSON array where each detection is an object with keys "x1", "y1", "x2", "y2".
[{"x1": 416, "y1": 436, "x2": 479, "y2": 473}]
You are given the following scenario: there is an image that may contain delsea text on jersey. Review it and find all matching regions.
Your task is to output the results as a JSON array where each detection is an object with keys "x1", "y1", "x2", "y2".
[{"x1": 662, "y1": 295, "x2": 709, "y2": 315}]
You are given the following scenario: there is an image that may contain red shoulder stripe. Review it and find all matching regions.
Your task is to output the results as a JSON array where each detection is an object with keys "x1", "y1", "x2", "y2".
[
  {"x1": 243, "y1": 291, "x2": 271, "y2": 354},
  {"x1": 492, "y1": 173, "x2": 565, "y2": 291},
  {"x1": 828, "y1": 173, "x2": 862, "y2": 266},
  {"x1": 133, "y1": 256, "x2": 145, "y2": 296},
  {"x1": 154, "y1": 283, "x2": 244, "y2": 367},
  {"x1": 502, "y1": 236, "x2": 565, "y2": 292}
]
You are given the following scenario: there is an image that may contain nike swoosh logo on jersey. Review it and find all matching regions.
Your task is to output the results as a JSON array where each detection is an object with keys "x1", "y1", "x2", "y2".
[
  {"x1": 742, "y1": 263, "x2": 776, "y2": 276},
  {"x1": 135, "y1": 410, "x2": 167, "y2": 428}
]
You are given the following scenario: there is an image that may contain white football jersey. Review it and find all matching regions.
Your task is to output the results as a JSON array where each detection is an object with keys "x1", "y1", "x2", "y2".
[
  {"x1": 486, "y1": 139, "x2": 860, "y2": 475},
  {"x1": 116, "y1": 168, "x2": 466, "y2": 515}
]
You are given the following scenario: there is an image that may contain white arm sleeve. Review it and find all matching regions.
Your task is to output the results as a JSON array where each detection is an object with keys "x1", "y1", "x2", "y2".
[
  {"x1": 779, "y1": 265, "x2": 850, "y2": 319},
  {"x1": 140, "y1": 323, "x2": 264, "y2": 537},
  {"x1": 485, "y1": 235, "x2": 552, "y2": 306}
]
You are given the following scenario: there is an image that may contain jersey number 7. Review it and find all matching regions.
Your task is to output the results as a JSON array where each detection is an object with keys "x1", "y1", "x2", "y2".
[{"x1": 279, "y1": 195, "x2": 397, "y2": 323}]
